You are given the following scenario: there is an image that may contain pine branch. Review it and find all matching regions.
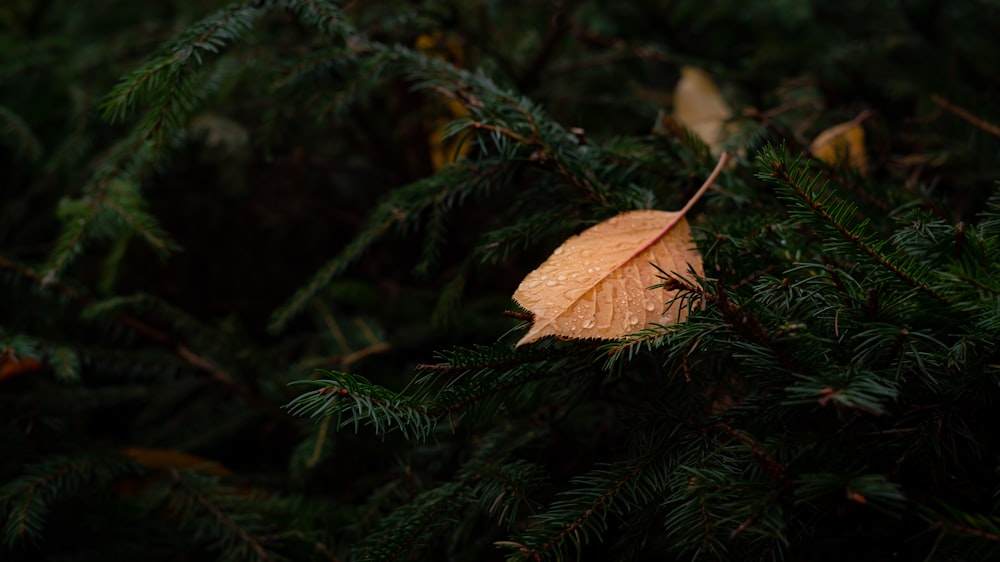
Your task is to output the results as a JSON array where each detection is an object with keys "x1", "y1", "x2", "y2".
[
  {"x1": 269, "y1": 162, "x2": 513, "y2": 333},
  {"x1": 352, "y1": 482, "x2": 468, "y2": 562},
  {"x1": 41, "y1": 141, "x2": 179, "y2": 283},
  {"x1": 758, "y1": 145, "x2": 950, "y2": 304},
  {"x1": 286, "y1": 371, "x2": 437, "y2": 440},
  {"x1": 470, "y1": 458, "x2": 548, "y2": 530},
  {"x1": 795, "y1": 472, "x2": 905, "y2": 516},
  {"x1": 509, "y1": 457, "x2": 663, "y2": 561},
  {"x1": 101, "y1": 3, "x2": 262, "y2": 128},
  {"x1": 165, "y1": 471, "x2": 323, "y2": 562},
  {"x1": 286, "y1": 345, "x2": 584, "y2": 440},
  {"x1": 0, "y1": 104, "x2": 42, "y2": 161},
  {"x1": 0, "y1": 454, "x2": 138, "y2": 546},
  {"x1": 280, "y1": 0, "x2": 350, "y2": 37},
  {"x1": 0, "y1": 256, "x2": 294, "y2": 425}
]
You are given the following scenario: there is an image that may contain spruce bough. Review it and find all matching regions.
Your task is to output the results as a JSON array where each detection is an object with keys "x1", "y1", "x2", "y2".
[{"x1": 2, "y1": 2, "x2": 1000, "y2": 561}]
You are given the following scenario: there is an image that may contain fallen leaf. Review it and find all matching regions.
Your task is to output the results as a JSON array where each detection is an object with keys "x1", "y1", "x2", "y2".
[
  {"x1": 116, "y1": 447, "x2": 232, "y2": 498},
  {"x1": 673, "y1": 66, "x2": 734, "y2": 156},
  {"x1": 513, "y1": 211, "x2": 701, "y2": 345},
  {"x1": 810, "y1": 112, "x2": 869, "y2": 175},
  {"x1": 512, "y1": 153, "x2": 730, "y2": 346},
  {"x1": 124, "y1": 447, "x2": 231, "y2": 475},
  {"x1": 0, "y1": 356, "x2": 44, "y2": 382},
  {"x1": 417, "y1": 32, "x2": 471, "y2": 170}
]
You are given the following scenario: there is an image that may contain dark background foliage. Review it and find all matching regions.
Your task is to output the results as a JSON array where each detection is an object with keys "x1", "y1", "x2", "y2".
[{"x1": 3, "y1": 1, "x2": 1000, "y2": 560}]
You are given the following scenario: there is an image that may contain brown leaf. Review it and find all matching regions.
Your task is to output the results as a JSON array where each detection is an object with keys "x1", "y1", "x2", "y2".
[
  {"x1": 513, "y1": 211, "x2": 702, "y2": 346},
  {"x1": 512, "y1": 153, "x2": 729, "y2": 346},
  {"x1": 0, "y1": 356, "x2": 43, "y2": 382},
  {"x1": 124, "y1": 447, "x2": 231, "y2": 475},
  {"x1": 810, "y1": 113, "x2": 869, "y2": 175},
  {"x1": 673, "y1": 66, "x2": 734, "y2": 156}
]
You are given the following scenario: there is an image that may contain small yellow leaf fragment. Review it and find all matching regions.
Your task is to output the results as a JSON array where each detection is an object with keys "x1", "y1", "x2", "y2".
[
  {"x1": 0, "y1": 355, "x2": 43, "y2": 381},
  {"x1": 124, "y1": 447, "x2": 232, "y2": 475},
  {"x1": 417, "y1": 32, "x2": 470, "y2": 170},
  {"x1": 810, "y1": 115, "x2": 869, "y2": 175},
  {"x1": 673, "y1": 66, "x2": 734, "y2": 155},
  {"x1": 513, "y1": 211, "x2": 703, "y2": 346}
]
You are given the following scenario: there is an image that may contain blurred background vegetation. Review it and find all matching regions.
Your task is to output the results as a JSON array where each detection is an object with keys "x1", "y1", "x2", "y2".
[{"x1": 3, "y1": 1, "x2": 1000, "y2": 560}]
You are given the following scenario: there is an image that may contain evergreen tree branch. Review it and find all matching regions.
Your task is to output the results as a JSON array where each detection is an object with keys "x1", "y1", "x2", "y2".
[
  {"x1": 101, "y1": 3, "x2": 262, "y2": 127},
  {"x1": 287, "y1": 330, "x2": 602, "y2": 447},
  {"x1": 169, "y1": 470, "x2": 272, "y2": 562},
  {"x1": 41, "y1": 141, "x2": 180, "y2": 283},
  {"x1": 0, "y1": 104, "x2": 42, "y2": 161},
  {"x1": 286, "y1": 371, "x2": 436, "y2": 440},
  {"x1": 758, "y1": 146, "x2": 949, "y2": 304},
  {"x1": 354, "y1": 482, "x2": 467, "y2": 562},
  {"x1": 509, "y1": 457, "x2": 661, "y2": 561},
  {"x1": 280, "y1": 0, "x2": 350, "y2": 37},
  {"x1": 270, "y1": 162, "x2": 512, "y2": 333},
  {"x1": 0, "y1": 255, "x2": 295, "y2": 425},
  {"x1": 164, "y1": 471, "x2": 321, "y2": 562},
  {"x1": 0, "y1": 454, "x2": 138, "y2": 546},
  {"x1": 931, "y1": 94, "x2": 1000, "y2": 138}
]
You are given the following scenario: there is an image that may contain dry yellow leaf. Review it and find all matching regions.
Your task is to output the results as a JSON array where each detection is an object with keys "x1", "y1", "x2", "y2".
[
  {"x1": 810, "y1": 114, "x2": 869, "y2": 175},
  {"x1": 513, "y1": 211, "x2": 702, "y2": 346},
  {"x1": 0, "y1": 355, "x2": 43, "y2": 381},
  {"x1": 417, "y1": 32, "x2": 471, "y2": 170},
  {"x1": 512, "y1": 153, "x2": 730, "y2": 346},
  {"x1": 124, "y1": 447, "x2": 231, "y2": 475},
  {"x1": 673, "y1": 66, "x2": 733, "y2": 156}
]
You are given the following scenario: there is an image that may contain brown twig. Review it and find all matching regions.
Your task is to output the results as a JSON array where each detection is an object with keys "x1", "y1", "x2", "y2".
[
  {"x1": 171, "y1": 468, "x2": 274, "y2": 562},
  {"x1": 0, "y1": 255, "x2": 296, "y2": 426},
  {"x1": 516, "y1": 6, "x2": 570, "y2": 92},
  {"x1": 931, "y1": 94, "x2": 1000, "y2": 138}
]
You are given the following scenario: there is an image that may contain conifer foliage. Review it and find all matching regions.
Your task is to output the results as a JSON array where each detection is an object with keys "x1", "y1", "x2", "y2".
[{"x1": 3, "y1": 1, "x2": 1000, "y2": 560}]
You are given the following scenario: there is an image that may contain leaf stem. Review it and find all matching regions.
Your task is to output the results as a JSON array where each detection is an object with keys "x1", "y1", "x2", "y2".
[
  {"x1": 649, "y1": 150, "x2": 730, "y2": 245},
  {"x1": 677, "y1": 151, "x2": 730, "y2": 219}
]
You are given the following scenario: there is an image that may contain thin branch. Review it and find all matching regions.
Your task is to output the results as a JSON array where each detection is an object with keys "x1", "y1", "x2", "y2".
[
  {"x1": 171, "y1": 469, "x2": 274, "y2": 562},
  {"x1": 0, "y1": 255, "x2": 296, "y2": 426},
  {"x1": 767, "y1": 160, "x2": 950, "y2": 304},
  {"x1": 536, "y1": 463, "x2": 646, "y2": 557},
  {"x1": 931, "y1": 94, "x2": 1000, "y2": 138}
]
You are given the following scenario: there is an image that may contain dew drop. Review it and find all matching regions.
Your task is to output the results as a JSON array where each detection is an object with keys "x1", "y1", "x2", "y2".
[
  {"x1": 545, "y1": 280, "x2": 557, "y2": 287},
  {"x1": 627, "y1": 312, "x2": 640, "y2": 326},
  {"x1": 528, "y1": 280, "x2": 540, "y2": 288},
  {"x1": 553, "y1": 247, "x2": 565, "y2": 255},
  {"x1": 645, "y1": 302, "x2": 656, "y2": 311},
  {"x1": 583, "y1": 318, "x2": 596, "y2": 329},
  {"x1": 557, "y1": 275, "x2": 567, "y2": 281}
]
